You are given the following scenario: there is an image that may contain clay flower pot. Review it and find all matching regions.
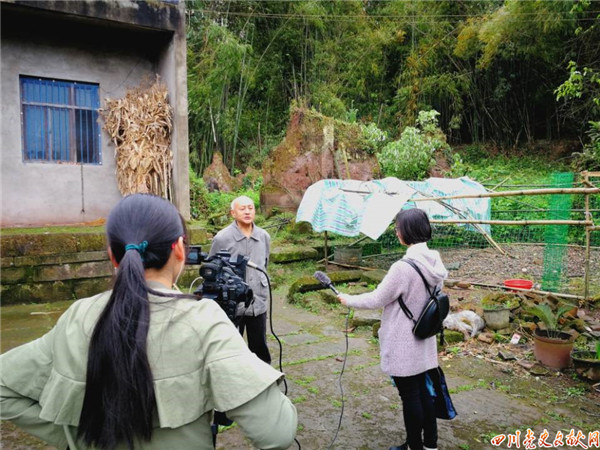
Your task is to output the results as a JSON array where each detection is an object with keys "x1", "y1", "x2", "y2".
[
  {"x1": 533, "y1": 329, "x2": 574, "y2": 369},
  {"x1": 571, "y1": 351, "x2": 600, "y2": 382},
  {"x1": 483, "y1": 307, "x2": 511, "y2": 330}
]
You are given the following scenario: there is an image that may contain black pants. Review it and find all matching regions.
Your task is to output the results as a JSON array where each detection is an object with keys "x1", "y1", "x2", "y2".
[
  {"x1": 392, "y1": 372, "x2": 437, "y2": 450},
  {"x1": 238, "y1": 312, "x2": 271, "y2": 364}
]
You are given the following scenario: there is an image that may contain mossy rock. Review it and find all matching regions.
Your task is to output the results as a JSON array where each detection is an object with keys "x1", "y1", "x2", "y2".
[
  {"x1": 75, "y1": 233, "x2": 106, "y2": 252},
  {"x1": 1, "y1": 281, "x2": 75, "y2": 305},
  {"x1": 287, "y1": 220, "x2": 313, "y2": 234},
  {"x1": 372, "y1": 321, "x2": 381, "y2": 338},
  {"x1": 188, "y1": 226, "x2": 209, "y2": 245},
  {"x1": 481, "y1": 292, "x2": 520, "y2": 309},
  {"x1": 271, "y1": 246, "x2": 319, "y2": 264},
  {"x1": 73, "y1": 277, "x2": 112, "y2": 299},
  {"x1": 361, "y1": 270, "x2": 387, "y2": 286},
  {"x1": 1, "y1": 266, "x2": 30, "y2": 284},
  {"x1": 179, "y1": 266, "x2": 202, "y2": 291},
  {"x1": 563, "y1": 318, "x2": 588, "y2": 333},
  {"x1": 351, "y1": 310, "x2": 381, "y2": 328},
  {"x1": 443, "y1": 330, "x2": 465, "y2": 344},
  {"x1": 287, "y1": 270, "x2": 363, "y2": 301},
  {"x1": 289, "y1": 291, "x2": 322, "y2": 306},
  {"x1": 1, "y1": 234, "x2": 79, "y2": 257},
  {"x1": 319, "y1": 291, "x2": 338, "y2": 305},
  {"x1": 361, "y1": 242, "x2": 382, "y2": 256}
]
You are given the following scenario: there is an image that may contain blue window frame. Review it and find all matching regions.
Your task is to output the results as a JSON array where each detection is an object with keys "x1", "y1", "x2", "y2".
[{"x1": 20, "y1": 76, "x2": 101, "y2": 164}]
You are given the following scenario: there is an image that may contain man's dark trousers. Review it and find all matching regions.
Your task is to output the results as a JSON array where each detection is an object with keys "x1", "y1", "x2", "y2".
[{"x1": 238, "y1": 312, "x2": 271, "y2": 364}]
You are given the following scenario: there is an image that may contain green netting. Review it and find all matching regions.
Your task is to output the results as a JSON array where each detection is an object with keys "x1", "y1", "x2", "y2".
[
  {"x1": 541, "y1": 173, "x2": 574, "y2": 291},
  {"x1": 373, "y1": 172, "x2": 599, "y2": 296}
]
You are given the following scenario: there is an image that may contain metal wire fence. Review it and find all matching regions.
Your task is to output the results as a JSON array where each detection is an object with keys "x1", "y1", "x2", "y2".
[{"x1": 374, "y1": 172, "x2": 600, "y2": 298}]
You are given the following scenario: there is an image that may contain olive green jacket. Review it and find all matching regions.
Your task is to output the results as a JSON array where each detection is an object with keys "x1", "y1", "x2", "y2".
[{"x1": 0, "y1": 283, "x2": 297, "y2": 449}]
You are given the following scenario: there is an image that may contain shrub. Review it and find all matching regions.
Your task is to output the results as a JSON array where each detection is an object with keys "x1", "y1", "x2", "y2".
[
  {"x1": 378, "y1": 110, "x2": 448, "y2": 180},
  {"x1": 360, "y1": 122, "x2": 388, "y2": 154}
]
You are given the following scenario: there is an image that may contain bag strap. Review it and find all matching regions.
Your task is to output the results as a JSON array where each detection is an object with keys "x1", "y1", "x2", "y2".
[
  {"x1": 397, "y1": 259, "x2": 446, "y2": 344},
  {"x1": 398, "y1": 258, "x2": 444, "y2": 326},
  {"x1": 401, "y1": 259, "x2": 435, "y2": 299},
  {"x1": 396, "y1": 258, "x2": 432, "y2": 324},
  {"x1": 397, "y1": 292, "x2": 416, "y2": 323}
]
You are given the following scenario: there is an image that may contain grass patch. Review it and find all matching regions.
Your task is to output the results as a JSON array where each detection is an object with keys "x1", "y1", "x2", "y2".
[
  {"x1": 292, "y1": 376, "x2": 317, "y2": 386},
  {"x1": 330, "y1": 398, "x2": 342, "y2": 408},
  {"x1": 449, "y1": 379, "x2": 487, "y2": 394},
  {"x1": 292, "y1": 395, "x2": 307, "y2": 404},
  {"x1": 283, "y1": 349, "x2": 361, "y2": 367},
  {"x1": 2, "y1": 225, "x2": 105, "y2": 235}
]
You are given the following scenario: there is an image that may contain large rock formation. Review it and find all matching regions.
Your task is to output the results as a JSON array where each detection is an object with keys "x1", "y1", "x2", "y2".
[
  {"x1": 261, "y1": 108, "x2": 380, "y2": 215},
  {"x1": 202, "y1": 151, "x2": 240, "y2": 192}
]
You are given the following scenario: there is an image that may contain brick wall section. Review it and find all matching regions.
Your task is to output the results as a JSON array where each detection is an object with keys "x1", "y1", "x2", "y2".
[{"x1": 1, "y1": 226, "x2": 208, "y2": 305}]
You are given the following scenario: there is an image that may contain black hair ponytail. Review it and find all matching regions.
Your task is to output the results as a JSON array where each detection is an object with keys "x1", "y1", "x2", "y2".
[{"x1": 78, "y1": 194, "x2": 185, "y2": 449}]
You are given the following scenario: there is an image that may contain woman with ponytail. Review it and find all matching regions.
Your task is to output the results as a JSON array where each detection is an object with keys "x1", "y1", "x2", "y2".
[{"x1": 0, "y1": 194, "x2": 297, "y2": 449}]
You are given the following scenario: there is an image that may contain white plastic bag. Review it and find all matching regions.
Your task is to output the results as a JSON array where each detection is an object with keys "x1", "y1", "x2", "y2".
[{"x1": 443, "y1": 310, "x2": 485, "y2": 338}]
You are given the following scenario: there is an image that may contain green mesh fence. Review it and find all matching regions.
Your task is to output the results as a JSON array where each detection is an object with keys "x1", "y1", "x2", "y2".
[
  {"x1": 373, "y1": 172, "x2": 600, "y2": 298},
  {"x1": 541, "y1": 173, "x2": 574, "y2": 291}
]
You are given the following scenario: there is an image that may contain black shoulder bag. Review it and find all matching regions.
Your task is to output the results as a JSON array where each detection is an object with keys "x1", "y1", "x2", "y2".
[{"x1": 397, "y1": 259, "x2": 449, "y2": 345}]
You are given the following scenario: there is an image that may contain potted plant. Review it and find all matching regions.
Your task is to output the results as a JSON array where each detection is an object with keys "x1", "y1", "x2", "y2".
[
  {"x1": 572, "y1": 341, "x2": 600, "y2": 382},
  {"x1": 481, "y1": 294, "x2": 519, "y2": 331},
  {"x1": 527, "y1": 303, "x2": 575, "y2": 369}
]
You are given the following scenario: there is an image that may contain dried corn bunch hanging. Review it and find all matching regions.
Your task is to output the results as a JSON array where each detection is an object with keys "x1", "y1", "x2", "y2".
[{"x1": 100, "y1": 77, "x2": 173, "y2": 199}]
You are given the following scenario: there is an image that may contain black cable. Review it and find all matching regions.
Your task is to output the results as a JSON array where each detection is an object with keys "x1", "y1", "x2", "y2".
[
  {"x1": 327, "y1": 307, "x2": 351, "y2": 450},
  {"x1": 252, "y1": 266, "x2": 301, "y2": 449}
]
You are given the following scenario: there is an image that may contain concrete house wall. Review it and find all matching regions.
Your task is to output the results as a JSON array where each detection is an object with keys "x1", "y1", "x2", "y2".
[{"x1": 0, "y1": 0, "x2": 190, "y2": 227}]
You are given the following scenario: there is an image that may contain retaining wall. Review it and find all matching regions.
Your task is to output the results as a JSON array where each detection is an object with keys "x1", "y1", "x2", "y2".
[{"x1": 1, "y1": 227, "x2": 208, "y2": 305}]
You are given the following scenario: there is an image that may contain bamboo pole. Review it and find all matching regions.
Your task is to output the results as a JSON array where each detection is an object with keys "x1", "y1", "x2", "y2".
[
  {"x1": 411, "y1": 187, "x2": 599, "y2": 202},
  {"x1": 411, "y1": 186, "x2": 507, "y2": 256},
  {"x1": 584, "y1": 172, "x2": 591, "y2": 300},
  {"x1": 588, "y1": 226, "x2": 600, "y2": 231},
  {"x1": 461, "y1": 281, "x2": 586, "y2": 301},
  {"x1": 327, "y1": 260, "x2": 378, "y2": 271},
  {"x1": 324, "y1": 231, "x2": 328, "y2": 270},
  {"x1": 430, "y1": 219, "x2": 592, "y2": 226}
]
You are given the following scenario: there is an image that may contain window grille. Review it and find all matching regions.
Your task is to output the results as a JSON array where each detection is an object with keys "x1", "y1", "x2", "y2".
[{"x1": 20, "y1": 76, "x2": 101, "y2": 164}]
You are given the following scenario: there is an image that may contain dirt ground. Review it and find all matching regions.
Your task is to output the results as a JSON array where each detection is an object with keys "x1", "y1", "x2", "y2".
[
  {"x1": 216, "y1": 276, "x2": 600, "y2": 450},
  {"x1": 1, "y1": 247, "x2": 599, "y2": 450},
  {"x1": 371, "y1": 244, "x2": 600, "y2": 298}
]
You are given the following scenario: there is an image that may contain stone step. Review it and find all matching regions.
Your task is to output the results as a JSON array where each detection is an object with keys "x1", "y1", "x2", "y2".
[
  {"x1": 287, "y1": 270, "x2": 363, "y2": 301},
  {"x1": 270, "y1": 245, "x2": 319, "y2": 263}
]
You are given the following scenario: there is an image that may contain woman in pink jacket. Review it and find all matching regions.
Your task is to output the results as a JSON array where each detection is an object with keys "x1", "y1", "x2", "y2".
[{"x1": 338, "y1": 208, "x2": 448, "y2": 450}]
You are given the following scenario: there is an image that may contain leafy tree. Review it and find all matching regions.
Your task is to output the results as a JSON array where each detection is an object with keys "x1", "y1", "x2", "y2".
[{"x1": 378, "y1": 110, "x2": 449, "y2": 180}]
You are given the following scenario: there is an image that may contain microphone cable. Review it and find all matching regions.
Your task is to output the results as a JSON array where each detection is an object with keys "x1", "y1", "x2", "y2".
[
  {"x1": 313, "y1": 271, "x2": 350, "y2": 450},
  {"x1": 251, "y1": 265, "x2": 301, "y2": 450},
  {"x1": 327, "y1": 306, "x2": 351, "y2": 450}
]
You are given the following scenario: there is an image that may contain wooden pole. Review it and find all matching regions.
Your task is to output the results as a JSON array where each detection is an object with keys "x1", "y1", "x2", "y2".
[
  {"x1": 584, "y1": 172, "x2": 591, "y2": 300},
  {"x1": 324, "y1": 231, "x2": 328, "y2": 270},
  {"x1": 430, "y1": 219, "x2": 592, "y2": 226},
  {"x1": 411, "y1": 187, "x2": 599, "y2": 202},
  {"x1": 411, "y1": 186, "x2": 507, "y2": 255},
  {"x1": 461, "y1": 281, "x2": 586, "y2": 301}
]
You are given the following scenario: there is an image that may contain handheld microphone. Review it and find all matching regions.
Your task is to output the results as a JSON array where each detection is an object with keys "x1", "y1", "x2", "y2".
[{"x1": 314, "y1": 271, "x2": 340, "y2": 295}]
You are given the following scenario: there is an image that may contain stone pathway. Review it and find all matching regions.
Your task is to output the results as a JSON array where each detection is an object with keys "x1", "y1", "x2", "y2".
[
  {"x1": 1, "y1": 283, "x2": 598, "y2": 449},
  {"x1": 217, "y1": 286, "x2": 600, "y2": 450}
]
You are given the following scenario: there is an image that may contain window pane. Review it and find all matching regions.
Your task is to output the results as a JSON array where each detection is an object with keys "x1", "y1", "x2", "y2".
[
  {"x1": 76, "y1": 109, "x2": 98, "y2": 163},
  {"x1": 20, "y1": 76, "x2": 100, "y2": 164},
  {"x1": 23, "y1": 105, "x2": 46, "y2": 160},
  {"x1": 50, "y1": 107, "x2": 70, "y2": 161}
]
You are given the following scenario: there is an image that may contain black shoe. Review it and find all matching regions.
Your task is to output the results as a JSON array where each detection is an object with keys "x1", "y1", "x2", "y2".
[{"x1": 389, "y1": 444, "x2": 409, "y2": 450}]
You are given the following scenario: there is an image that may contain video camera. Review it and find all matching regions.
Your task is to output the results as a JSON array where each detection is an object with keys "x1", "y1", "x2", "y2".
[{"x1": 186, "y1": 246, "x2": 254, "y2": 322}]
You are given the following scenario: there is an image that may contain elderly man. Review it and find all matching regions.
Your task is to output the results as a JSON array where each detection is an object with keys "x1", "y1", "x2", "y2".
[{"x1": 209, "y1": 196, "x2": 271, "y2": 364}]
